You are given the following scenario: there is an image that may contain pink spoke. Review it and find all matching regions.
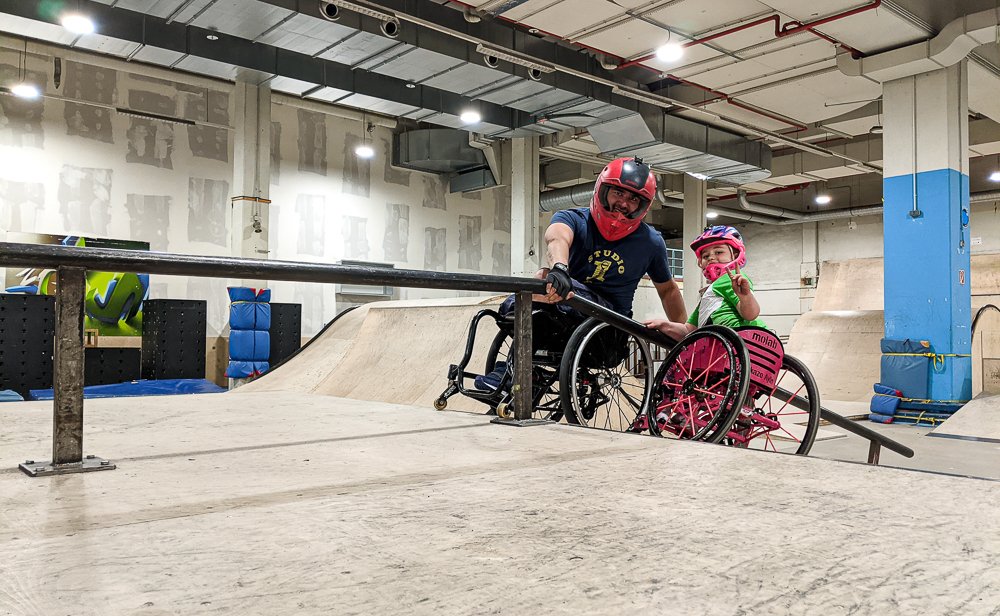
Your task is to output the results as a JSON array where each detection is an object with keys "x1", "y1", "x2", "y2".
[
  {"x1": 777, "y1": 426, "x2": 802, "y2": 442},
  {"x1": 692, "y1": 344, "x2": 730, "y2": 384},
  {"x1": 772, "y1": 383, "x2": 805, "y2": 416}
]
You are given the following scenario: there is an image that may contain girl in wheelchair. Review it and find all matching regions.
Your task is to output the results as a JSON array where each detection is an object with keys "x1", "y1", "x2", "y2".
[{"x1": 642, "y1": 225, "x2": 765, "y2": 340}]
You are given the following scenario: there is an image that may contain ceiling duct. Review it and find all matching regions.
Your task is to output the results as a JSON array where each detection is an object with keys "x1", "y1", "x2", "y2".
[
  {"x1": 586, "y1": 112, "x2": 772, "y2": 186},
  {"x1": 393, "y1": 129, "x2": 497, "y2": 193}
]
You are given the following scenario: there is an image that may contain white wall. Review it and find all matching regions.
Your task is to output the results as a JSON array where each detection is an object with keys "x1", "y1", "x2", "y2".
[{"x1": 0, "y1": 49, "x2": 514, "y2": 337}]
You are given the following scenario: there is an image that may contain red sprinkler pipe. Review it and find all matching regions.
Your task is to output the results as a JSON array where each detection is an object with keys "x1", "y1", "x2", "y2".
[{"x1": 618, "y1": 0, "x2": 880, "y2": 70}]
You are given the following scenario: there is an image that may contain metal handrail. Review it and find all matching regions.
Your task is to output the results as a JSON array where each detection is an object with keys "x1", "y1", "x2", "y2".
[
  {"x1": 0, "y1": 242, "x2": 547, "y2": 294},
  {"x1": 564, "y1": 294, "x2": 914, "y2": 462},
  {"x1": 0, "y1": 242, "x2": 547, "y2": 476}
]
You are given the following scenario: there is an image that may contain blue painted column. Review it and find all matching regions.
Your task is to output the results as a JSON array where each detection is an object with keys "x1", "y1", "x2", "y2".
[{"x1": 883, "y1": 61, "x2": 972, "y2": 402}]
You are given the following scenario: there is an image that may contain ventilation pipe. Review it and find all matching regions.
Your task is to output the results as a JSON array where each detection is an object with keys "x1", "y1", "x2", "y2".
[{"x1": 540, "y1": 186, "x2": 1000, "y2": 225}]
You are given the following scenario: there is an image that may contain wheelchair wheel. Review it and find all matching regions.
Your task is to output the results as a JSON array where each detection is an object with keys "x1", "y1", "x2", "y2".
[
  {"x1": 486, "y1": 330, "x2": 563, "y2": 422},
  {"x1": 647, "y1": 326, "x2": 750, "y2": 442},
  {"x1": 722, "y1": 354, "x2": 821, "y2": 455},
  {"x1": 559, "y1": 317, "x2": 653, "y2": 431}
]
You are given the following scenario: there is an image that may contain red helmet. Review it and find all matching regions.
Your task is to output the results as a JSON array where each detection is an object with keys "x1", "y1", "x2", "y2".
[
  {"x1": 690, "y1": 225, "x2": 747, "y2": 282},
  {"x1": 590, "y1": 157, "x2": 656, "y2": 241}
]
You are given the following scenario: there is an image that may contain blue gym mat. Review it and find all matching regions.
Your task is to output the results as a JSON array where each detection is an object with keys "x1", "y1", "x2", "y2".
[{"x1": 29, "y1": 379, "x2": 226, "y2": 400}]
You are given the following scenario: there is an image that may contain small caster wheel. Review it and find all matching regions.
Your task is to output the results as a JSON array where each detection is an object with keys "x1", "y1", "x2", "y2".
[
  {"x1": 496, "y1": 403, "x2": 512, "y2": 419},
  {"x1": 434, "y1": 397, "x2": 448, "y2": 410}
]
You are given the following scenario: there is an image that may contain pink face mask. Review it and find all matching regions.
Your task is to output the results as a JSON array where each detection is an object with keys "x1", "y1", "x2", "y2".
[{"x1": 696, "y1": 240, "x2": 746, "y2": 282}]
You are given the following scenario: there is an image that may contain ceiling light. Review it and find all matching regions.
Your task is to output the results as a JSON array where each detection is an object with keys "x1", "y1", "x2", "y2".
[
  {"x1": 61, "y1": 15, "x2": 95, "y2": 35},
  {"x1": 815, "y1": 195, "x2": 832, "y2": 205},
  {"x1": 655, "y1": 43, "x2": 684, "y2": 62},
  {"x1": 460, "y1": 111, "x2": 481, "y2": 124},
  {"x1": 988, "y1": 170, "x2": 1000, "y2": 182},
  {"x1": 706, "y1": 211, "x2": 718, "y2": 219},
  {"x1": 206, "y1": 34, "x2": 219, "y2": 41},
  {"x1": 11, "y1": 84, "x2": 40, "y2": 99},
  {"x1": 869, "y1": 125, "x2": 883, "y2": 135},
  {"x1": 405, "y1": 82, "x2": 416, "y2": 89},
  {"x1": 355, "y1": 144, "x2": 374, "y2": 158}
]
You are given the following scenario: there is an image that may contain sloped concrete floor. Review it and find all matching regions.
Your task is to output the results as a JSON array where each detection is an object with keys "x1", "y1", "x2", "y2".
[{"x1": 1, "y1": 391, "x2": 999, "y2": 615}]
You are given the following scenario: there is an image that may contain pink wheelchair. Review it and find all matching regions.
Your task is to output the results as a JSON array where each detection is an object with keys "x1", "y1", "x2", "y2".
[{"x1": 641, "y1": 325, "x2": 821, "y2": 455}]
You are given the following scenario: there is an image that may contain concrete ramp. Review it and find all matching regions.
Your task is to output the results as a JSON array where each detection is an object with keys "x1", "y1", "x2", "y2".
[
  {"x1": 241, "y1": 296, "x2": 506, "y2": 412},
  {"x1": 786, "y1": 310, "x2": 884, "y2": 403},
  {"x1": 930, "y1": 392, "x2": 1000, "y2": 442}
]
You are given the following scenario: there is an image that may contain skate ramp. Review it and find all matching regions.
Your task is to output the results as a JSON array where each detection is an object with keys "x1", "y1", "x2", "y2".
[
  {"x1": 811, "y1": 257, "x2": 884, "y2": 312},
  {"x1": 786, "y1": 310, "x2": 884, "y2": 403},
  {"x1": 241, "y1": 296, "x2": 506, "y2": 412},
  {"x1": 930, "y1": 391, "x2": 1000, "y2": 442}
]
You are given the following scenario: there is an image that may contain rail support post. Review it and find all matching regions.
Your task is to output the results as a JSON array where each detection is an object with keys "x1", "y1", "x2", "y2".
[
  {"x1": 867, "y1": 440, "x2": 881, "y2": 465},
  {"x1": 492, "y1": 290, "x2": 547, "y2": 426},
  {"x1": 19, "y1": 266, "x2": 116, "y2": 477}
]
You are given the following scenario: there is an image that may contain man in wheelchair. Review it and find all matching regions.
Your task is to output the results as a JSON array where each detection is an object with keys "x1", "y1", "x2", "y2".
[{"x1": 477, "y1": 156, "x2": 687, "y2": 392}]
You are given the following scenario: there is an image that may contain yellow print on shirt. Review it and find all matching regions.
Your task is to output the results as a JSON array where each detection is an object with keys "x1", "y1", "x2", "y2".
[{"x1": 586, "y1": 250, "x2": 626, "y2": 281}]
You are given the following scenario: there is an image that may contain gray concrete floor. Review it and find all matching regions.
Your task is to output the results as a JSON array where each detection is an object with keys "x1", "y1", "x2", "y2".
[{"x1": 2, "y1": 392, "x2": 999, "y2": 615}]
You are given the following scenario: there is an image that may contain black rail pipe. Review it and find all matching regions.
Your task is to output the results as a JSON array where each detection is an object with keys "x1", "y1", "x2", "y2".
[
  {"x1": 564, "y1": 294, "x2": 915, "y2": 460},
  {"x1": 771, "y1": 388, "x2": 915, "y2": 458},
  {"x1": 972, "y1": 304, "x2": 1000, "y2": 340},
  {"x1": 0, "y1": 243, "x2": 549, "y2": 295},
  {"x1": 563, "y1": 295, "x2": 675, "y2": 349}
]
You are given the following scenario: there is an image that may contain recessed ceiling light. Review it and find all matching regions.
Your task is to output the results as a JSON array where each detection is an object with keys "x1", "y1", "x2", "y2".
[
  {"x1": 61, "y1": 15, "x2": 95, "y2": 35},
  {"x1": 528, "y1": 28, "x2": 539, "y2": 34},
  {"x1": 11, "y1": 84, "x2": 40, "y2": 99},
  {"x1": 655, "y1": 43, "x2": 684, "y2": 62},
  {"x1": 706, "y1": 211, "x2": 718, "y2": 219},
  {"x1": 355, "y1": 144, "x2": 375, "y2": 158},
  {"x1": 460, "y1": 111, "x2": 481, "y2": 124},
  {"x1": 206, "y1": 34, "x2": 219, "y2": 41},
  {"x1": 405, "y1": 82, "x2": 416, "y2": 89},
  {"x1": 815, "y1": 194, "x2": 832, "y2": 205},
  {"x1": 989, "y1": 171, "x2": 1000, "y2": 182}
]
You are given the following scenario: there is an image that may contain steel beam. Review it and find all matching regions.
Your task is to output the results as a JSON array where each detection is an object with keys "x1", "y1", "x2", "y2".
[{"x1": 0, "y1": 0, "x2": 529, "y2": 131}]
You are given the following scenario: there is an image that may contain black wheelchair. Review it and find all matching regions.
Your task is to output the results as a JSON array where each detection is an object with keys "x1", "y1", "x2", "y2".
[
  {"x1": 435, "y1": 304, "x2": 656, "y2": 430},
  {"x1": 437, "y1": 297, "x2": 822, "y2": 456}
]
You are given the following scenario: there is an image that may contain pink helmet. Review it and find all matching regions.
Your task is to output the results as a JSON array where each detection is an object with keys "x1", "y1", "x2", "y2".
[
  {"x1": 590, "y1": 157, "x2": 657, "y2": 241},
  {"x1": 690, "y1": 225, "x2": 747, "y2": 282}
]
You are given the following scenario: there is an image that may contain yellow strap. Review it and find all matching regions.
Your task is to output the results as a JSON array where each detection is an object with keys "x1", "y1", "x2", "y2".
[
  {"x1": 883, "y1": 352, "x2": 972, "y2": 371},
  {"x1": 872, "y1": 392, "x2": 969, "y2": 404}
]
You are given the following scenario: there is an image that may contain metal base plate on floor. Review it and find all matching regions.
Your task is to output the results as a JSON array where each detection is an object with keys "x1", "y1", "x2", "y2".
[
  {"x1": 18, "y1": 456, "x2": 116, "y2": 477},
  {"x1": 490, "y1": 417, "x2": 551, "y2": 427}
]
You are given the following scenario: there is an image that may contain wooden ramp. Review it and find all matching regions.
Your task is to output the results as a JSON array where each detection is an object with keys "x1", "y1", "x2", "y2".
[{"x1": 1, "y1": 392, "x2": 998, "y2": 615}]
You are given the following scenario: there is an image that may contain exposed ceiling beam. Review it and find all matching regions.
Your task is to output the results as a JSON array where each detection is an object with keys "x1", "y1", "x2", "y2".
[{"x1": 0, "y1": 0, "x2": 533, "y2": 132}]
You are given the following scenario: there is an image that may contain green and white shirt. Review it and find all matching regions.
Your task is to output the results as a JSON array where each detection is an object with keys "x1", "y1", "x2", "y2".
[{"x1": 688, "y1": 273, "x2": 768, "y2": 329}]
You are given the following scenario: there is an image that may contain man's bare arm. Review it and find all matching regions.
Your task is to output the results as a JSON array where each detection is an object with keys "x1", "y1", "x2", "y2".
[{"x1": 544, "y1": 222, "x2": 573, "y2": 270}]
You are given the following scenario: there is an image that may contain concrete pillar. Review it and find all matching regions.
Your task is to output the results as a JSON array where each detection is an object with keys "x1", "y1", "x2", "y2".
[
  {"x1": 682, "y1": 174, "x2": 707, "y2": 313},
  {"x1": 801, "y1": 222, "x2": 819, "y2": 313},
  {"x1": 509, "y1": 137, "x2": 541, "y2": 277},
  {"x1": 231, "y1": 80, "x2": 271, "y2": 270},
  {"x1": 883, "y1": 61, "x2": 972, "y2": 402}
]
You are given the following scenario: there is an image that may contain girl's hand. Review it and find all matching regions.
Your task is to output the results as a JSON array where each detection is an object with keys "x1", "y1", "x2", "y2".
[{"x1": 727, "y1": 266, "x2": 752, "y2": 300}]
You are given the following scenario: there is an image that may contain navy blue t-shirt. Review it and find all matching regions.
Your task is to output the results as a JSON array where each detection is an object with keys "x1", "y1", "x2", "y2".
[{"x1": 550, "y1": 208, "x2": 672, "y2": 315}]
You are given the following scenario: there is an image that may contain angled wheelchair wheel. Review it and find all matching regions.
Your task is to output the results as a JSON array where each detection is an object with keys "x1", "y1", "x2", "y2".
[
  {"x1": 647, "y1": 326, "x2": 750, "y2": 442},
  {"x1": 486, "y1": 330, "x2": 563, "y2": 422},
  {"x1": 722, "y1": 354, "x2": 821, "y2": 455},
  {"x1": 559, "y1": 317, "x2": 653, "y2": 431}
]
